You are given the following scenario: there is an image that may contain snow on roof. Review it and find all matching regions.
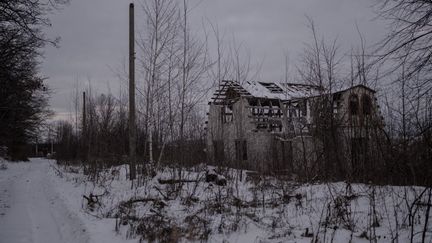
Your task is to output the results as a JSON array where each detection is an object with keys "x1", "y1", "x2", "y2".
[
  {"x1": 333, "y1": 84, "x2": 376, "y2": 94},
  {"x1": 211, "y1": 80, "x2": 322, "y2": 103}
]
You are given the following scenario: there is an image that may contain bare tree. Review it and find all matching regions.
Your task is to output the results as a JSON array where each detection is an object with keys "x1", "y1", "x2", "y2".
[
  {"x1": 296, "y1": 17, "x2": 345, "y2": 180},
  {"x1": 375, "y1": 0, "x2": 432, "y2": 185},
  {"x1": 137, "y1": 0, "x2": 180, "y2": 167},
  {"x1": 207, "y1": 21, "x2": 231, "y2": 88},
  {"x1": 376, "y1": 0, "x2": 432, "y2": 94},
  {"x1": 176, "y1": 0, "x2": 210, "y2": 164}
]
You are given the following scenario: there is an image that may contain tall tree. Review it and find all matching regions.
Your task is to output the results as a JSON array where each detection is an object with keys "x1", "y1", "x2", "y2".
[
  {"x1": 138, "y1": 0, "x2": 180, "y2": 166},
  {"x1": 0, "y1": 0, "x2": 67, "y2": 159}
]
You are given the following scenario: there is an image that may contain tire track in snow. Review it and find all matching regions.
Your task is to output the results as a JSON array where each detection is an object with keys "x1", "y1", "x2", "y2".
[{"x1": 0, "y1": 159, "x2": 91, "y2": 243}]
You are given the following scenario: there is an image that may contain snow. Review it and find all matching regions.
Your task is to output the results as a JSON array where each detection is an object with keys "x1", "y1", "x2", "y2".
[
  {"x1": 0, "y1": 159, "x2": 89, "y2": 243},
  {"x1": 47, "y1": 163, "x2": 432, "y2": 242},
  {"x1": 1, "y1": 159, "x2": 431, "y2": 243},
  {"x1": 0, "y1": 158, "x2": 134, "y2": 243},
  {"x1": 241, "y1": 81, "x2": 321, "y2": 100}
]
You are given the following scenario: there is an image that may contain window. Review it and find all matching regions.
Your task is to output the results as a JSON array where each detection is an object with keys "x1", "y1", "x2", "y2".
[
  {"x1": 213, "y1": 140, "x2": 224, "y2": 162},
  {"x1": 242, "y1": 140, "x2": 247, "y2": 160},
  {"x1": 225, "y1": 88, "x2": 239, "y2": 100},
  {"x1": 235, "y1": 139, "x2": 247, "y2": 161},
  {"x1": 349, "y1": 94, "x2": 359, "y2": 116},
  {"x1": 333, "y1": 102, "x2": 340, "y2": 114},
  {"x1": 221, "y1": 105, "x2": 233, "y2": 123},
  {"x1": 299, "y1": 100, "x2": 307, "y2": 117},
  {"x1": 269, "y1": 122, "x2": 283, "y2": 132},
  {"x1": 289, "y1": 107, "x2": 296, "y2": 118},
  {"x1": 362, "y1": 94, "x2": 372, "y2": 115},
  {"x1": 333, "y1": 93, "x2": 342, "y2": 114}
]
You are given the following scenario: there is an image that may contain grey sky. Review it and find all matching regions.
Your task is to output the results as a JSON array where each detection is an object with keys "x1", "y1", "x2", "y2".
[{"x1": 41, "y1": 0, "x2": 387, "y2": 119}]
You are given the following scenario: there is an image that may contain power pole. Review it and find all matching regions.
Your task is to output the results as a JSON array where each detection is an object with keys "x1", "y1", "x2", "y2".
[
  {"x1": 83, "y1": 91, "x2": 86, "y2": 134},
  {"x1": 82, "y1": 91, "x2": 87, "y2": 161},
  {"x1": 129, "y1": 3, "x2": 137, "y2": 180},
  {"x1": 49, "y1": 126, "x2": 53, "y2": 155},
  {"x1": 35, "y1": 137, "x2": 38, "y2": 156}
]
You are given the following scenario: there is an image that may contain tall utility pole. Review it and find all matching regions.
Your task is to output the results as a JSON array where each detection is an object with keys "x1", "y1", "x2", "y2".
[
  {"x1": 82, "y1": 91, "x2": 87, "y2": 161},
  {"x1": 129, "y1": 3, "x2": 137, "y2": 180},
  {"x1": 82, "y1": 91, "x2": 86, "y2": 133},
  {"x1": 49, "y1": 126, "x2": 53, "y2": 154}
]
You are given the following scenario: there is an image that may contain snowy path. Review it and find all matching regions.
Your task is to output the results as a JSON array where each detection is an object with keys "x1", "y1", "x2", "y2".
[{"x1": 0, "y1": 158, "x2": 90, "y2": 243}]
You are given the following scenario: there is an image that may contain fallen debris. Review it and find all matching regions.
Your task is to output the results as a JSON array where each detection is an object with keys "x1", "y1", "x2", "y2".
[
  {"x1": 82, "y1": 193, "x2": 101, "y2": 211},
  {"x1": 205, "y1": 169, "x2": 227, "y2": 186}
]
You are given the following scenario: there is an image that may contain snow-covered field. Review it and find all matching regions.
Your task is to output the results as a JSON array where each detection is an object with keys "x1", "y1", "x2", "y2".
[{"x1": 1, "y1": 158, "x2": 431, "y2": 243}]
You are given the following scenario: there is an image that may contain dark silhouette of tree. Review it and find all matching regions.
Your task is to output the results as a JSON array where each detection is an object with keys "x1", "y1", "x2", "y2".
[
  {"x1": 0, "y1": 0, "x2": 67, "y2": 160},
  {"x1": 376, "y1": 0, "x2": 432, "y2": 185}
]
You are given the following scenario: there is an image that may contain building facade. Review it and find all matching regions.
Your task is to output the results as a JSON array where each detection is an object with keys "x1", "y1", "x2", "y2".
[{"x1": 206, "y1": 80, "x2": 383, "y2": 178}]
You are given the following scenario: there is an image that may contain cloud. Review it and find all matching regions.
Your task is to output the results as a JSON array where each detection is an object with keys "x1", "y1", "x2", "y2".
[{"x1": 41, "y1": 0, "x2": 386, "y2": 115}]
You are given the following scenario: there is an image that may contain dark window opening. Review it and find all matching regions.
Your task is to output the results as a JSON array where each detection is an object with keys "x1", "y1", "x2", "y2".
[
  {"x1": 225, "y1": 88, "x2": 239, "y2": 100},
  {"x1": 249, "y1": 99, "x2": 283, "y2": 131},
  {"x1": 257, "y1": 123, "x2": 268, "y2": 129},
  {"x1": 213, "y1": 140, "x2": 224, "y2": 162},
  {"x1": 333, "y1": 93, "x2": 342, "y2": 101},
  {"x1": 235, "y1": 139, "x2": 247, "y2": 161},
  {"x1": 333, "y1": 93, "x2": 342, "y2": 114},
  {"x1": 288, "y1": 106, "x2": 296, "y2": 118},
  {"x1": 362, "y1": 94, "x2": 372, "y2": 115},
  {"x1": 299, "y1": 100, "x2": 307, "y2": 117},
  {"x1": 349, "y1": 94, "x2": 359, "y2": 116},
  {"x1": 333, "y1": 102, "x2": 340, "y2": 114},
  {"x1": 269, "y1": 122, "x2": 283, "y2": 132}
]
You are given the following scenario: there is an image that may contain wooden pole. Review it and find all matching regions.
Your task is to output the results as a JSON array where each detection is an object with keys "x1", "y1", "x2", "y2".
[
  {"x1": 50, "y1": 126, "x2": 53, "y2": 154},
  {"x1": 83, "y1": 91, "x2": 86, "y2": 134},
  {"x1": 35, "y1": 138, "x2": 38, "y2": 156},
  {"x1": 129, "y1": 3, "x2": 136, "y2": 180},
  {"x1": 82, "y1": 91, "x2": 87, "y2": 161}
]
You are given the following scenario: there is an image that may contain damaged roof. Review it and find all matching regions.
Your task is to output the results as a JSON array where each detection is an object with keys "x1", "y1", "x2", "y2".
[{"x1": 211, "y1": 80, "x2": 322, "y2": 103}]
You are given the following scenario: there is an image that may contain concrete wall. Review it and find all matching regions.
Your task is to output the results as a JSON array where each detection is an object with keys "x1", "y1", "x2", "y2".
[{"x1": 207, "y1": 97, "x2": 283, "y2": 171}]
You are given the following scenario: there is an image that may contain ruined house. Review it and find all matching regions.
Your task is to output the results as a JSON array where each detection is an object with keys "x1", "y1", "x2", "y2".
[{"x1": 206, "y1": 80, "x2": 384, "y2": 179}]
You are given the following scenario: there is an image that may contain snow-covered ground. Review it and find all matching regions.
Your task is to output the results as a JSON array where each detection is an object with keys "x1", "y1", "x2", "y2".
[
  {"x1": 1, "y1": 158, "x2": 431, "y2": 243},
  {"x1": 0, "y1": 158, "x2": 134, "y2": 243}
]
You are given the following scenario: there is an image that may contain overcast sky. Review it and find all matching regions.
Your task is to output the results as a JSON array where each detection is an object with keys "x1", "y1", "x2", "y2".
[{"x1": 41, "y1": 0, "x2": 388, "y2": 119}]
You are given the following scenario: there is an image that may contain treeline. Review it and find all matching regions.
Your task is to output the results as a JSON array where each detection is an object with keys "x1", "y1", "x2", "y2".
[{"x1": 54, "y1": 91, "x2": 206, "y2": 166}]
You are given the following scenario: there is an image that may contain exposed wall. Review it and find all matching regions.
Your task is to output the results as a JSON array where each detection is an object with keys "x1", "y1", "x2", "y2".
[
  {"x1": 206, "y1": 85, "x2": 384, "y2": 178},
  {"x1": 207, "y1": 97, "x2": 278, "y2": 171},
  {"x1": 337, "y1": 86, "x2": 381, "y2": 127}
]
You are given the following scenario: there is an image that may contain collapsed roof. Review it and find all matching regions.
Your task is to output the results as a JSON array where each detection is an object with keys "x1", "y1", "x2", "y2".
[{"x1": 211, "y1": 80, "x2": 323, "y2": 104}]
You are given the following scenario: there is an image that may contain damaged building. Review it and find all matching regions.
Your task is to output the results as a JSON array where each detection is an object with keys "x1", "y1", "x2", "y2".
[{"x1": 206, "y1": 80, "x2": 384, "y2": 179}]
